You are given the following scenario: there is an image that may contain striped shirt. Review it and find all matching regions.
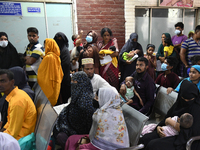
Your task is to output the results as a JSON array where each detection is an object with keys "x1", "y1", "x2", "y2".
[
  {"x1": 25, "y1": 42, "x2": 44, "y2": 82},
  {"x1": 181, "y1": 38, "x2": 200, "y2": 66}
]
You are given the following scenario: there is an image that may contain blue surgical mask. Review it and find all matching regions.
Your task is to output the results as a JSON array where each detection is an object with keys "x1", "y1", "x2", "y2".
[
  {"x1": 86, "y1": 36, "x2": 93, "y2": 43},
  {"x1": 161, "y1": 63, "x2": 168, "y2": 71},
  {"x1": 175, "y1": 29, "x2": 181, "y2": 35}
]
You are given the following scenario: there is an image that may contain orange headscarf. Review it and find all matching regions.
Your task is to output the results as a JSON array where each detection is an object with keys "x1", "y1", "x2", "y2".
[{"x1": 37, "y1": 38, "x2": 63, "y2": 106}]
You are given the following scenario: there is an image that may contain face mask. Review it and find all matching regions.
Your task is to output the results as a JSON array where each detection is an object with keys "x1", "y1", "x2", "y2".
[
  {"x1": 0, "y1": 41, "x2": 8, "y2": 48},
  {"x1": 161, "y1": 63, "x2": 168, "y2": 71},
  {"x1": 71, "y1": 82, "x2": 77, "y2": 91},
  {"x1": 86, "y1": 36, "x2": 93, "y2": 43},
  {"x1": 175, "y1": 29, "x2": 181, "y2": 35}
]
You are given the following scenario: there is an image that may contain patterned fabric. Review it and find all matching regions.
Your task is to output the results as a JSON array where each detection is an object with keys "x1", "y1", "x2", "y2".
[
  {"x1": 99, "y1": 63, "x2": 119, "y2": 90},
  {"x1": 54, "y1": 71, "x2": 95, "y2": 137},
  {"x1": 89, "y1": 88, "x2": 129, "y2": 149},
  {"x1": 181, "y1": 38, "x2": 200, "y2": 66},
  {"x1": 25, "y1": 42, "x2": 44, "y2": 82},
  {"x1": 99, "y1": 39, "x2": 119, "y2": 90}
]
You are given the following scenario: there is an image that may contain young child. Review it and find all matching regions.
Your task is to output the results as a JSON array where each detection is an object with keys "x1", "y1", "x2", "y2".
[
  {"x1": 141, "y1": 113, "x2": 193, "y2": 137},
  {"x1": 145, "y1": 44, "x2": 157, "y2": 80},
  {"x1": 70, "y1": 58, "x2": 79, "y2": 74},
  {"x1": 122, "y1": 51, "x2": 138, "y2": 62},
  {"x1": 163, "y1": 37, "x2": 174, "y2": 57},
  {"x1": 120, "y1": 76, "x2": 143, "y2": 106}
]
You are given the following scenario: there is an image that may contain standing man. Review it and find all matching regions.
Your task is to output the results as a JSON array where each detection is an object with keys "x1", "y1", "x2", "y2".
[
  {"x1": 180, "y1": 25, "x2": 200, "y2": 77},
  {"x1": 171, "y1": 22, "x2": 188, "y2": 76},
  {"x1": 0, "y1": 69, "x2": 37, "y2": 140},
  {"x1": 120, "y1": 57, "x2": 155, "y2": 114},
  {"x1": 25, "y1": 27, "x2": 44, "y2": 88}
]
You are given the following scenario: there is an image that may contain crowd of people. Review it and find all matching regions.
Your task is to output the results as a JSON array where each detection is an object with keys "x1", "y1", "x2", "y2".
[{"x1": 0, "y1": 21, "x2": 200, "y2": 150}]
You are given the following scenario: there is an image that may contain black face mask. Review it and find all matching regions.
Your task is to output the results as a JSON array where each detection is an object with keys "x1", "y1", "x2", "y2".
[
  {"x1": 181, "y1": 98, "x2": 195, "y2": 107},
  {"x1": 55, "y1": 39, "x2": 64, "y2": 48},
  {"x1": 71, "y1": 82, "x2": 77, "y2": 92}
]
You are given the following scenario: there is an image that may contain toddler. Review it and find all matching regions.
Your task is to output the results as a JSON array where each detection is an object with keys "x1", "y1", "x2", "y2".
[
  {"x1": 70, "y1": 58, "x2": 79, "y2": 74},
  {"x1": 142, "y1": 113, "x2": 193, "y2": 137},
  {"x1": 163, "y1": 37, "x2": 174, "y2": 57},
  {"x1": 120, "y1": 76, "x2": 143, "y2": 106},
  {"x1": 122, "y1": 51, "x2": 139, "y2": 62}
]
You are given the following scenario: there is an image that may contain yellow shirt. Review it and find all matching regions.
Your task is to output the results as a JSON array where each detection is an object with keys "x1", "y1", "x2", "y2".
[
  {"x1": 164, "y1": 45, "x2": 174, "y2": 56},
  {"x1": 3, "y1": 87, "x2": 37, "y2": 140}
]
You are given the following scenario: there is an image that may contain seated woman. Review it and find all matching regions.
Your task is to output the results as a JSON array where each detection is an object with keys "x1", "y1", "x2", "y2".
[
  {"x1": 140, "y1": 80, "x2": 200, "y2": 150},
  {"x1": 53, "y1": 71, "x2": 96, "y2": 149},
  {"x1": 37, "y1": 38, "x2": 63, "y2": 106},
  {"x1": 155, "y1": 56, "x2": 180, "y2": 89},
  {"x1": 65, "y1": 88, "x2": 129, "y2": 150},
  {"x1": 98, "y1": 27, "x2": 119, "y2": 90},
  {"x1": 0, "y1": 32, "x2": 21, "y2": 69},
  {"x1": 167, "y1": 65, "x2": 200, "y2": 94}
]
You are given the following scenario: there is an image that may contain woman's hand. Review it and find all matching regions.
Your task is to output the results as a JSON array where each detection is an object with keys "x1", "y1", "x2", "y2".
[
  {"x1": 167, "y1": 87, "x2": 174, "y2": 94},
  {"x1": 157, "y1": 126, "x2": 166, "y2": 138},
  {"x1": 126, "y1": 51, "x2": 135, "y2": 58},
  {"x1": 99, "y1": 54, "x2": 104, "y2": 60},
  {"x1": 126, "y1": 60, "x2": 132, "y2": 64}
]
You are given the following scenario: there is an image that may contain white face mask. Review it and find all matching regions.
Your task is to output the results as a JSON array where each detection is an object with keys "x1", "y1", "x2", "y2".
[{"x1": 0, "y1": 41, "x2": 8, "y2": 48}]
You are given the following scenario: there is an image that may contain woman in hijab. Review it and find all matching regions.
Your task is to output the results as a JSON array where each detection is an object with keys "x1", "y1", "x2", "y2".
[
  {"x1": 54, "y1": 71, "x2": 96, "y2": 149},
  {"x1": 156, "y1": 33, "x2": 177, "y2": 63},
  {"x1": 37, "y1": 39, "x2": 63, "y2": 106},
  {"x1": 119, "y1": 33, "x2": 143, "y2": 82},
  {"x1": 0, "y1": 32, "x2": 21, "y2": 69},
  {"x1": 65, "y1": 88, "x2": 129, "y2": 150},
  {"x1": 0, "y1": 66, "x2": 34, "y2": 129},
  {"x1": 167, "y1": 65, "x2": 200, "y2": 94},
  {"x1": 0, "y1": 133, "x2": 20, "y2": 150},
  {"x1": 140, "y1": 80, "x2": 200, "y2": 150},
  {"x1": 78, "y1": 30, "x2": 100, "y2": 74},
  {"x1": 54, "y1": 32, "x2": 71, "y2": 104}
]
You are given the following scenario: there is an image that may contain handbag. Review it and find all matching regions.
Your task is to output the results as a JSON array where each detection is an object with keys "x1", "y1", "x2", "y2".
[{"x1": 18, "y1": 132, "x2": 36, "y2": 150}]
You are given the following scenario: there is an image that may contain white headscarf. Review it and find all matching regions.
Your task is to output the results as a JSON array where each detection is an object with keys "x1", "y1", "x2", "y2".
[
  {"x1": 0, "y1": 133, "x2": 20, "y2": 150},
  {"x1": 89, "y1": 88, "x2": 129, "y2": 150}
]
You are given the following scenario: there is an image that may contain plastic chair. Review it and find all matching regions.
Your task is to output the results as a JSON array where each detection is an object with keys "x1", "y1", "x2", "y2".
[
  {"x1": 34, "y1": 85, "x2": 58, "y2": 150},
  {"x1": 186, "y1": 136, "x2": 200, "y2": 150},
  {"x1": 121, "y1": 104, "x2": 149, "y2": 147},
  {"x1": 146, "y1": 86, "x2": 178, "y2": 124}
]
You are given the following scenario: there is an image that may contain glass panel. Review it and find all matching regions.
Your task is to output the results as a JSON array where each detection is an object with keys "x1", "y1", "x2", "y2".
[
  {"x1": 0, "y1": 2, "x2": 47, "y2": 53},
  {"x1": 184, "y1": 9, "x2": 196, "y2": 38},
  {"x1": 46, "y1": 3, "x2": 73, "y2": 50},
  {"x1": 151, "y1": 9, "x2": 183, "y2": 52},
  {"x1": 135, "y1": 8, "x2": 149, "y2": 50}
]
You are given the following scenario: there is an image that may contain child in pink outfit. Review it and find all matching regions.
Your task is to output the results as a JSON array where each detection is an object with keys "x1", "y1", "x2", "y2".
[{"x1": 142, "y1": 113, "x2": 193, "y2": 137}]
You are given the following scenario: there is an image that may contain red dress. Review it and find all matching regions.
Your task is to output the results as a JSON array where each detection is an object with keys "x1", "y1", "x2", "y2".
[{"x1": 98, "y1": 39, "x2": 119, "y2": 90}]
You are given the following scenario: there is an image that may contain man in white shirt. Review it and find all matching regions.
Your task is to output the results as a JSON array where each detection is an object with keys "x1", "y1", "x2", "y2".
[{"x1": 82, "y1": 58, "x2": 117, "y2": 95}]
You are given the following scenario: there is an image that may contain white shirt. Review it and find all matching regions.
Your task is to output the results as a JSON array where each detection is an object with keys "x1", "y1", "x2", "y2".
[{"x1": 91, "y1": 74, "x2": 118, "y2": 96}]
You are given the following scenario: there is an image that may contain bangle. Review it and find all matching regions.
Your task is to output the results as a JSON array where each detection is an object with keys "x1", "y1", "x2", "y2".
[{"x1": 174, "y1": 122, "x2": 176, "y2": 128}]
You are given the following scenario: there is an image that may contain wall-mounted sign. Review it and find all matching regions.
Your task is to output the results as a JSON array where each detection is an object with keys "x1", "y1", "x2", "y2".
[
  {"x1": 0, "y1": 2, "x2": 22, "y2": 16},
  {"x1": 159, "y1": 0, "x2": 194, "y2": 8},
  {"x1": 27, "y1": 7, "x2": 41, "y2": 13}
]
